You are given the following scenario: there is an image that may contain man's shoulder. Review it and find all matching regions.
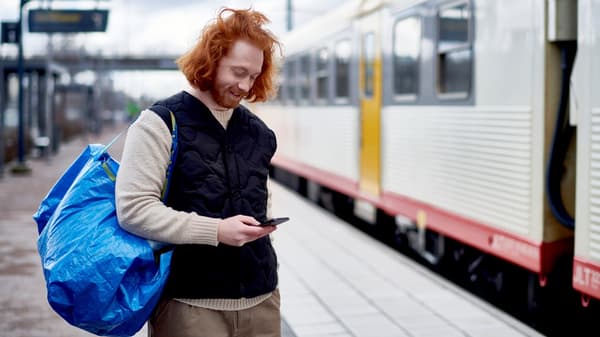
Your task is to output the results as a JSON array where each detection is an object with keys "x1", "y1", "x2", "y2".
[
  {"x1": 152, "y1": 92, "x2": 186, "y2": 111},
  {"x1": 148, "y1": 92, "x2": 187, "y2": 130},
  {"x1": 236, "y1": 104, "x2": 276, "y2": 149},
  {"x1": 236, "y1": 104, "x2": 269, "y2": 129}
]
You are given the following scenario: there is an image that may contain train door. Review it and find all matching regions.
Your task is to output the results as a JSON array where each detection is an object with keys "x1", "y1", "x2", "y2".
[{"x1": 357, "y1": 10, "x2": 382, "y2": 197}]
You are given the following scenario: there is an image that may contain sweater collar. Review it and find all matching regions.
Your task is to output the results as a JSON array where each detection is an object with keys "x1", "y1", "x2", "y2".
[{"x1": 180, "y1": 91, "x2": 242, "y2": 135}]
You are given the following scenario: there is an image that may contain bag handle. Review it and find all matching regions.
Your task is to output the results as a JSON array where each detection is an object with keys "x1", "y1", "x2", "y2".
[
  {"x1": 161, "y1": 110, "x2": 178, "y2": 202},
  {"x1": 146, "y1": 106, "x2": 178, "y2": 253},
  {"x1": 98, "y1": 109, "x2": 178, "y2": 197}
]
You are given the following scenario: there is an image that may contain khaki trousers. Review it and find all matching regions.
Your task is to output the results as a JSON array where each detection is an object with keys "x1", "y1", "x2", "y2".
[{"x1": 148, "y1": 289, "x2": 281, "y2": 337}]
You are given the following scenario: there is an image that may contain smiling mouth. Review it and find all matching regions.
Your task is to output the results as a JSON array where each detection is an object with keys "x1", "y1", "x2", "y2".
[{"x1": 231, "y1": 91, "x2": 247, "y2": 99}]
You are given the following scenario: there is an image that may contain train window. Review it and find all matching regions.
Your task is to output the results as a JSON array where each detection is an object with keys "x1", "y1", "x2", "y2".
[
  {"x1": 362, "y1": 32, "x2": 375, "y2": 98},
  {"x1": 316, "y1": 47, "x2": 329, "y2": 102},
  {"x1": 285, "y1": 60, "x2": 296, "y2": 104},
  {"x1": 334, "y1": 39, "x2": 351, "y2": 100},
  {"x1": 436, "y1": 1, "x2": 472, "y2": 98},
  {"x1": 275, "y1": 71, "x2": 284, "y2": 103},
  {"x1": 299, "y1": 54, "x2": 311, "y2": 103},
  {"x1": 393, "y1": 16, "x2": 421, "y2": 98}
]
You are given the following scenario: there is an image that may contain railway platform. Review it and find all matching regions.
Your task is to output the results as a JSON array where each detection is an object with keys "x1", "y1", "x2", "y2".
[
  {"x1": 271, "y1": 182, "x2": 544, "y2": 337},
  {"x1": 0, "y1": 123, "x2": 543, "y2": 337}
]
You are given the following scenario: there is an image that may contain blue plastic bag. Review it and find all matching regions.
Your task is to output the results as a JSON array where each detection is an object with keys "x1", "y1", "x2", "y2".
[
  {"x1": 34, "y1": 144, "x2": 103, "y2": 234},
  {"x1": 34, "y1": 143, "x2": 172, "y2": 337}
]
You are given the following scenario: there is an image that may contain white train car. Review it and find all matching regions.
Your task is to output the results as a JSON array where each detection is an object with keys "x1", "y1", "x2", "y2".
[
  {"x1": 573, "y1": 0, "x2": 600, "y2": 306},
  {"x1": 255, "y1": 0, "x2": 591, "y2": 329}
]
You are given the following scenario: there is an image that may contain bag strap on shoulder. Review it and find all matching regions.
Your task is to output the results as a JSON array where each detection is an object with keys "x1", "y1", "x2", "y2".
[
  {"x1": 149, "y1": 104, "x2": 179, "y2": 202},
  {"x1": 146, "y1": 104, "x2": 179, "y2": 253}
]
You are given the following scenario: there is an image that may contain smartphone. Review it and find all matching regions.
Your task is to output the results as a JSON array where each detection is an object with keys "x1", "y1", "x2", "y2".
[{"x1": 259, "y1": 217, "x2": 290, "y2": 226}]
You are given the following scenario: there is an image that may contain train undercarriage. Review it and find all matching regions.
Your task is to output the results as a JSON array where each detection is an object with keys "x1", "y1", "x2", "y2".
[{"x1": 271, "y1": 166, "x2": 599, "y2": 337}]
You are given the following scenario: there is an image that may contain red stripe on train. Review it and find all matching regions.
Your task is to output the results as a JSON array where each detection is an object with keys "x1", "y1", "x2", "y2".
[
  {"x1": 272, "y1": 155, "x2": 572, "y2": 275},
  {"x1": 573, "y1": 257, "x2": 600, "y2": 300}
]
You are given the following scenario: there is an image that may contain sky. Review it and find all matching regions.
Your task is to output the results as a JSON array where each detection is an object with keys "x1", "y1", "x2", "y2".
[{"x1": 0, "y1": 0, "x2": 346, "y2": 99}]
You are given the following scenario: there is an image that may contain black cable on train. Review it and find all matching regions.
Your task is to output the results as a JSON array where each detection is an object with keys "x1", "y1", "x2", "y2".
[{"x1": 546, "y1": 41, "x2": 577, "y2": 229}]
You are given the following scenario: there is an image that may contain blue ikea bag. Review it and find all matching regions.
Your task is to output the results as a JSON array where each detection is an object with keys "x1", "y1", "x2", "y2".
[
  {"x1": 33, "y1": 144, "x2": 100, "y2": 234},
  {"x1": 34, "y1": 110, "x2": 178, "y2": 337}
]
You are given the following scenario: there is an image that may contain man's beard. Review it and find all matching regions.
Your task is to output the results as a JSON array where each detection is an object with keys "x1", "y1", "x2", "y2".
[{"x1": 211, "y1": 87, "x2": 244, "y2": 109}]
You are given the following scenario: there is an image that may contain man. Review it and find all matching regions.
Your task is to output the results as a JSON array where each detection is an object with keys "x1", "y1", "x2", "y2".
[{"x1": 115, "y1": 8, "x2": 282, "y2": 337}]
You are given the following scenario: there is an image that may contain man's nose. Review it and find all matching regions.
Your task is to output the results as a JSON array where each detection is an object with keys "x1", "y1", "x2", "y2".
[{"x1": 238, "y1": 77, "x2": 252, "y2": 92}]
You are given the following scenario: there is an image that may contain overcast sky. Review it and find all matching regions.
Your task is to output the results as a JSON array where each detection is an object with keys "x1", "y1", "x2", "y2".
[
  {"x1": 1, "y1": 0, "x2": 345, "y2": 56},
  {"x1": 0, "y1": 0, "x2": 345, "y2": 99}
]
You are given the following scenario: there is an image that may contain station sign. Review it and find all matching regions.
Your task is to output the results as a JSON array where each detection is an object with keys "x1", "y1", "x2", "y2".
[
  {"x1": 1, "y1": 21, "x2": 20, "y2": 44},
  {"x1": 28, "y1": 9, "x2": 109, "y2": 33}
]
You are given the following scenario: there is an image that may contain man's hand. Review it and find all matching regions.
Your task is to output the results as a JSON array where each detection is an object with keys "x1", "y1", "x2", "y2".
[{"x1": 217, "y1": 215, "x2": 277, "y2": 246}]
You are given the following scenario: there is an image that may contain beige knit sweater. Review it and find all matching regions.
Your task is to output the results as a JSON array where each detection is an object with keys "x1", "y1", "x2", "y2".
[{"x1": 115, "y1": 101, "x2": 273, "y2": 310}]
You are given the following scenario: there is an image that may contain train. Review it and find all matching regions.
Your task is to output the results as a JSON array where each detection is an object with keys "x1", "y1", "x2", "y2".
[{"x1": 253, "y1": 0, "x2": 599, "y2": 333}]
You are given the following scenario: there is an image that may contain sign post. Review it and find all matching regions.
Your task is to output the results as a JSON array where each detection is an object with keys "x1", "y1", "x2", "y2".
[
  {"x1": 11, "y1": 0, "x2": 30, "y2": 174},
  {"x1": 0, "y1": 21, "x2": 19, "y2": 177}
]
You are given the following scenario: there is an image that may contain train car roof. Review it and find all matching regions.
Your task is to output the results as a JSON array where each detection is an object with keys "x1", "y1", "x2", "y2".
[
  {"x1": 280, "y1": 0, "x2": 362, "y2": 56},
  {"x1": 279, "y1": 0, "x2": 427, "y2": 57}
]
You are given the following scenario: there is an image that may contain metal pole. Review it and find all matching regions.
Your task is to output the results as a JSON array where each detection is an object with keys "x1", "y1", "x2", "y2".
[
  {"x1": 12, "y1": 0, "x2": 31, "y2": 174},
  {"x1": 0, "y1": 68, "x2": 5, "y2": 178}
]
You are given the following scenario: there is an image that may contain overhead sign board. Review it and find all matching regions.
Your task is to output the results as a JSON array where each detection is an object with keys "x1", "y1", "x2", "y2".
[
  {"x1": 28, "y1": 9, "x2": 109, "y2": 33},
  {"x1": 1, "y1": 21, "x2": 20, "y2": 44}
]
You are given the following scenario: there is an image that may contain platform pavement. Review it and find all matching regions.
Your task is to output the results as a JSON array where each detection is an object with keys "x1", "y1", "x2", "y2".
[{"x1": 270, "y1": 179, "x2": 545, "y2": 336}]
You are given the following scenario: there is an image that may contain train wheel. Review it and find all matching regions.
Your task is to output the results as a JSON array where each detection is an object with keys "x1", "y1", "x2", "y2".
[{"x1": 581, "y1": 294, "x2": 590, "y2": 308}]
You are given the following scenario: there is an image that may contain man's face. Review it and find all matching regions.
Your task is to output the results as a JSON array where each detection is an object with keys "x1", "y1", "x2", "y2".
[{"x1": 211, "y1": 40, "x2": 264, "y2": 109}]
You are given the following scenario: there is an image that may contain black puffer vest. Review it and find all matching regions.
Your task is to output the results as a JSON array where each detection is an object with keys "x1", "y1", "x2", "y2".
[{"x1": 152, "y1": 91, "x2": 278, "y2": 299}]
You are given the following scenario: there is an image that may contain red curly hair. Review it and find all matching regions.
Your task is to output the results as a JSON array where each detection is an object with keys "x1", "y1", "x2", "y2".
[{"x1": 176, "y1": 8, "x2": 281, "y2": 102}]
